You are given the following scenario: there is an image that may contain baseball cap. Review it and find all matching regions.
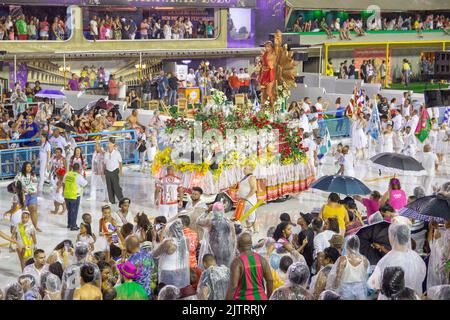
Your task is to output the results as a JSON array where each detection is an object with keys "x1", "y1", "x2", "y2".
[
  {"x1": 299, "y1": 212, "x2": 313, "y2": 225},
  {"x1": 280, "y1": 213, "x2": 296, "y2": 226}
]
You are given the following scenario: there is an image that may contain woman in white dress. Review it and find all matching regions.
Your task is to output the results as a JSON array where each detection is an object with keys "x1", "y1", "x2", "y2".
[
  {"x1": 382, "y1": 123, "x2": 394, "y2": 153},
  {"x1": 118, "y1": 76, "x2": 127, "y2": 101},
  {"x1": 436, "y1": 123, "x2": 448, "y2": 164},
  {"x1": 351, "y1": 112, "x2": 368, "y2": 160},
  {"x1": 428, "y1": 118, "x2": 439, "y2": 153},
  {"x1": 38, "y1": 134, "x2": 51, "y2": 193}
]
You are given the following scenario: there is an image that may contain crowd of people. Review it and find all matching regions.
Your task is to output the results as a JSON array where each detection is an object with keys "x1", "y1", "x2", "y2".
[
  {"x1": 120, "y1": 65, "x2": 256, "y2": 107},
  {"x1": 0, "y1": 68, "x2": 449, "y2": 300},
  {"x1": 289, "y1": 12, "x2": 450, "y2": 40},
  {"x1": 87, "y1": 15, "x2": 215, "y2": 41},
  {"x1": 0, "y1": 165, "x2": 449, "y2": 300},
  {"x1": 0, "y1": 14, "x2": 70, "y2": 41}
]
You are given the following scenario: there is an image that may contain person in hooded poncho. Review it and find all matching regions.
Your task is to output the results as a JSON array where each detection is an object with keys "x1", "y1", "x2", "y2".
[
  {"x1": 197, "y1": 254, "x2": 230, "y2": 300},
  {"x1": 427, "y1": 285, "x2": 450, "y2": 300},
  {"x1": 269, "y1": 262, "x2": 313, "y2": 300},
  {"x1": 326, "y1": 235, "x2": 369, "y2": 300},
  {"x1": 367, "y1": 223, "x2": 426, "y2": 299},
  {"x1": 61, "y1": 242, "x2": 101, "y2": 300},
  {"x1": 427, "y1": 219, "x2": 450, "y2": 290},
  {"x1": 197, "y1": 202, "x2": 237, "y2": 269},
  {"x1": 152, "y1": 219, "x2": 190, "y2": 288}
]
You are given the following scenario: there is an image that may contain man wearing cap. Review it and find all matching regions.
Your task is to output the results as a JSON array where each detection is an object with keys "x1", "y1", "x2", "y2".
[
  {"x1": 104, "y1": 137, "x2": 124, "y2": 205},
  {"x1": 63, "y1": 163, "x2": 88, "y2": 231}
]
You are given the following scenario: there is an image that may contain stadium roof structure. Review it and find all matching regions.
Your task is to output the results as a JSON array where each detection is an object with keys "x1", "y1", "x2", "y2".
[{"x1": 286, "y1": 0, "x2": 450, "y2": 11}]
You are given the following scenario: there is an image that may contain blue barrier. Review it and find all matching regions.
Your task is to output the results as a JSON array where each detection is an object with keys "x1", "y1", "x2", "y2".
[
  {"x1": 318, "y1": 117, "x2": 352, "y2": 137},
  {"x1": 0, "y1": 130, "x2": 139, "y2": 179}
]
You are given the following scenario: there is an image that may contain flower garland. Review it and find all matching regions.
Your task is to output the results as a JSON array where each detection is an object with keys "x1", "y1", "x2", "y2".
[{"x1": 159, "y1": 109, "x2": 309, "y2": 179}]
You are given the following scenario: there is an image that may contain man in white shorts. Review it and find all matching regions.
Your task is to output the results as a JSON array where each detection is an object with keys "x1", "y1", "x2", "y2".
[{"x1": 155, "y1": 166, "x2": 183, "y2": 219}]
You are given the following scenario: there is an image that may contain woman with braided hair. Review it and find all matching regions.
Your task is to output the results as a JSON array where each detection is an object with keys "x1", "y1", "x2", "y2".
[{"x1": 381, "y1": 266, "x2": 419, "y2": 300}]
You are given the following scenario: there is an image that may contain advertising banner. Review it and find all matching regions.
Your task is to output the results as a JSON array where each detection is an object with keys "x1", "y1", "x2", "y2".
[
  {"x1": 1, "y1": 0, "x2": 256, "y2": 8},
  {"x1": 227, "y1": 8, "x2": 255, "y2": 48}
]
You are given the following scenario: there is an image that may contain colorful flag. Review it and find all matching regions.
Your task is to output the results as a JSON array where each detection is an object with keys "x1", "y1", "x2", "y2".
[
  {"x1": 443, "y1": 106, "x2": 450, "y2": 125},
  {"x1": 367, "y1": 105, "x2": 381, "y2": 140},
  {"x1": 318, "y1": 127, "x2": 332, "y2": 160},
  {"x1": 415, "y1": 107, "x2": 431, "y2": 143}
]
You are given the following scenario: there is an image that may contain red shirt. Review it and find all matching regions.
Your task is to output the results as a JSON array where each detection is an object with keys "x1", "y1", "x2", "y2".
[
  {"x1": 183, "y1": 227, "x2": 198, "y2": 268},
  {"x1": 229, "y1": 75, "x2": 240, "y2": 89}
]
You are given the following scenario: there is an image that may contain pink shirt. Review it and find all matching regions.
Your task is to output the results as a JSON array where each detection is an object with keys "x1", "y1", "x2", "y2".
[
  {"x1": 362, "y1": 198, "x2": 380, "y2": 219},
  {"x1": 389, "y1": 189, "x2": 407, "y2": 211}
]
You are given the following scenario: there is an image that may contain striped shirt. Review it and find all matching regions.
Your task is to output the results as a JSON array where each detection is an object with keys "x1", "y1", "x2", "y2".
[{"x1": 233, "y1": 252, "x2": 267, "y2": 300}]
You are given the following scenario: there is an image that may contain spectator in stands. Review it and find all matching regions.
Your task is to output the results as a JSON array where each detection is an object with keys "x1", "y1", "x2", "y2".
[
  {"x1": 228, "y1": 71, "x2": 240, "y2": 98},
  {"x1": 108, "y1": 74, "x2": 119, "y2": 101},
  {"x1": 90, "y1": 15, "x2": 98, "y2": 41},
  {"x1": 68, "y1": 74, "x2": 79, "y2": 91},
  {"x1": 156, "y1": 71, "x2": 168, "y2": 103},
  {"x1": 320, "y1": 17, "x2": 334, "y2": 39},
  {"x1": 140, "y1": 18, "x2": 149, "y2": 40},
  {"x1": 27, "y1": 19, "x2": 37, "y2": 40},
  {"x1": 168, "y1": 72, "x2": 179, "y2": 107},
  {"x1": 16, "y1": 15, "x2": 28, "y2": 40}
]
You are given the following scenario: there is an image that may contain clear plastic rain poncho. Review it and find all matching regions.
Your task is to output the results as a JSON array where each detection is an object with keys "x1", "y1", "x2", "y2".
[
  {"x1": 368, "y1": 211, "x2": 384, "y2": 225},
  {"x1": 43, "y1": 273, "x2": 62, "y2": 300},
  {"x1": 61, "y1": 242, "x2": 101, "y2": 300},
  {"x1": 158, "y1": 285, "x2": 180, "y2": 300},
  {"x1": 197, "y1": 265, "x2": 230, "y2": 300},
  {"x1": 367, "y1": 223, "x2": 427, "y2": 298},
  {"x1": 427, "y1": 285, "x2": 450, "y2": 300},
  {"x1": 326, "y1": 235, "x2": 369, "y2": 300},
  {"x1": 269, "y1": 262, "x2": 313, "y2": 300},
  {"x1": 197, "y1": 208, "x2": 236, "y2": 269},
  {"x1": 18, "y1": 274, "x2": 41, "y2": 300},
  {"x1": 318, "y1": 290, "x2": 341, "y2": 300},
  {"x1": 156, "y1": 219, "x2": 190, "y2": 289},
  {"x1": 427, "y1": 227, "x2": 450, "y2": 290},
  {"x1": 4, "y1": 282, "x2": 24, "y2": 300}
]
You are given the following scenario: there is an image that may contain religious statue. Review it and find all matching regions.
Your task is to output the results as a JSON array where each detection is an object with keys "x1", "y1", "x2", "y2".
[{"x1": 259, "y1": 30, "x2": 298, "y2": 112}]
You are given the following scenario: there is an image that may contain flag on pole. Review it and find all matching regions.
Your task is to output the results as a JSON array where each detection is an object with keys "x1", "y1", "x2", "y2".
[
  {"x1": 318, "y1": 127, "x2": 332, "y2": 160},
  {"x1": 367, "y1": 105, "x2": 382, "y2": 140},
  {"x1": 443, "y1": 106, "x2": 450, "y2": 125},
  {"x1": 415, "y1": 107, "x2": 431, "y2": 143}
]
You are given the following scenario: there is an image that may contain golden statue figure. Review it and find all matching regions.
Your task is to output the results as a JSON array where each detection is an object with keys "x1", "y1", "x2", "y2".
[{"x1": 259, "y1": 30, "x2": 298, "y2": 113}]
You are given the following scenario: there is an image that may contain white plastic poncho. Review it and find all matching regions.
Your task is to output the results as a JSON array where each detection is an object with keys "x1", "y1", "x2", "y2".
[
  {"x1": 197, "y1": 265, "x2": 230, "y2": 300},
  {"x1": 4, "y1": 282, "x2": 24, "y2": 300},
  {"x1": 367, "y1": 224, "x2": 426, "y2": 299},
  {"x1": 326, "y1": 235, "x2": 369, "y2": 300},
  {"x1": 158, "y1": 285, "x2": 180, "y2": 300},
  {"x1": 43, "y1": 273, "x2": 62, "y2": 300},
  {"x1": 197, "y1": 209, "x2": 236, "y2": 269},
  {"x1": 427, "y1": 285, "x2": 450, "y2": 300},
  {"x1": 427, "y1": 227, "x2": 450, "y2": 290},
  {"x1": 61, "y1": 242, "x2": 101, "y2": 300},
  {"x1": 156, "y1": 219, "x2": 190, "y2": 289},
  {"x1": 269, "y1": 262, "x2": 313, "y2": 300}
]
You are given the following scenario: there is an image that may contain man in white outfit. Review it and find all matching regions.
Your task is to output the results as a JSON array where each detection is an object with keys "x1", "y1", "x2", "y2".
[
  {"x1": 155, "y1": 165, "x2": 183, "y2": 219},
  {"x1": 419, "y1": 144, "x2": 438, "y2": 194},
  {"x1": 238, "y1": 164, "x2": 258, "y2": 234}
]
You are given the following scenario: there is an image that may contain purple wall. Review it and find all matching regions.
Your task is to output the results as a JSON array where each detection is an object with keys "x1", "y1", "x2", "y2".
[{"x1": 254, "y1": 0, "x2": 285, "y2": 46}]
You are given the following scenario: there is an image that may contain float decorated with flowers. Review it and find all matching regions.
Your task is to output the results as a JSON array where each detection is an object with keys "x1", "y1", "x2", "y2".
[{"x1": 152, "y1": 94, "x2": 315, "y2": 205}]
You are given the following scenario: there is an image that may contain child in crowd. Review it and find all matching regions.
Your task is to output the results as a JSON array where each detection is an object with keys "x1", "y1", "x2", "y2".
[
  {"x1": 50, "y1": 168, "x2": 66, "y2": 215},
  {"x1": 77, "y1": 222, "x2": 96, "y2": 252}
]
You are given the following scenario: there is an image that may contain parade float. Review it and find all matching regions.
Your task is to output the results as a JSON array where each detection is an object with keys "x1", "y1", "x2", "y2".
[{"x1": 152, "y1": 30, "x2": 314, "y2": 211}]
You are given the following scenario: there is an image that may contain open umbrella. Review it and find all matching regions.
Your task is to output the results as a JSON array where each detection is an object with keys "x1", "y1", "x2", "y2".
[
  {"x1": 35, "y1": 89, "x2": 66, "y2": 99},
  {"x1": 356, "y1": 221, "x2": 391, "y2": 265},
  {"x1": 53, "y1": 122, "x2": 76, "y2": 133},
  {"x1": 310, "y1": 175, "x2": 371, "y2": 195},
  {"x1": 399, "y1": 194, "x2": 450, "y2": 223},
  {"x1": 369, "y1": 152, "x2": 426, "y2": 176}
]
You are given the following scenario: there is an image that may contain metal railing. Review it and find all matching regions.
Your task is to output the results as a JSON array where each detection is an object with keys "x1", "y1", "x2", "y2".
[{"x1": 0, "y1": 130, "x2": 138, "y2": 179}]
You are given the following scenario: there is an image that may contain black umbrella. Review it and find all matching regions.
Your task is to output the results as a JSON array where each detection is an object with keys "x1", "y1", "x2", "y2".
[
  {"x1": 53, "y1": 121, "x2": 76, "y2": 133},
  {"x1": 310, "y1": 175, "x2": 371, "y2": 195},
  {"x1": 369, "y1": 152, "x2": 426, "y2": 176},
  {"x1": 356, "y1": 221, "x2": 391, "y2": 265},
  {"x1": 399, "y1": 194, "x2": 450, "y2": 223}
]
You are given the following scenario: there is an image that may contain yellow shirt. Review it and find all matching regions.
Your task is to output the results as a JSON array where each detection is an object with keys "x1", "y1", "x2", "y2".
[
  {"x1": 326, "y1": 64, "x2": 334, "y2": 76},
  {"x1": 403, "y1": 63, "x2": 410, "y2": 71},
  {"x1": 322, "y1": 204, "x2": 348, "y2": 235},
  {"x1": 272, "y1": 268, "x2": 284, "y2": 290}
]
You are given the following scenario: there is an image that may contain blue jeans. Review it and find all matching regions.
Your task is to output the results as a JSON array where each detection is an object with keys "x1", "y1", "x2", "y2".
[
  {"x1": 335, "y1": 117, "x2": 344, "y2": 133},
  {"x1": 158, "y1": 88, "x2": 166, "y2": 101},
  {"x1": 168, "y1": 89, "x2": 177, "y2": 106},
  {"x1": 65, "y1": 197, "x2": 80, "y2": 228}
]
